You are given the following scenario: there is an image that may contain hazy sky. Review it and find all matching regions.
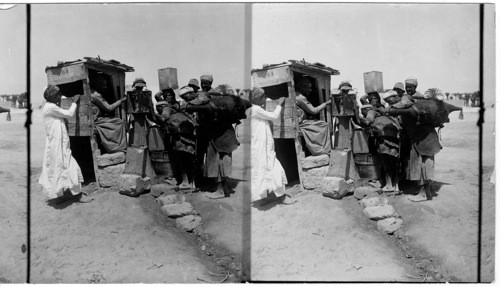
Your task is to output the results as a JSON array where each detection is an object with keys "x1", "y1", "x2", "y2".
[
  {"x1": 252, "y1": 3, "x2": 492, "y2": 98},
  {"x1": 31, "y1": 4, "x2": 248, "y2": 103},
  {"x1": 0, "y1": 5, "x2": 27, "y2": 95}
]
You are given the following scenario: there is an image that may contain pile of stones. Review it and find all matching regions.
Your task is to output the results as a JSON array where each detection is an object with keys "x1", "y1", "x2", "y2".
[{"x1": 354, "y1": 186, "x2": 403, "y2": 234}]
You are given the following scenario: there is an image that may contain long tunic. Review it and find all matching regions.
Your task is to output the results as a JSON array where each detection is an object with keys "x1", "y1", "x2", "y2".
[
  {"x1": 91, "y1": 92, "x2": 127, "y2": 153},
  {"x1": 249, "y1": 104, "x2": 288, "y2": 201},
  {"x1": 296, "y1": 93, "x2": 332, "y2": 155},
  {"x1": 38, "y1": 102, "x2": 83, "y2": 198}
]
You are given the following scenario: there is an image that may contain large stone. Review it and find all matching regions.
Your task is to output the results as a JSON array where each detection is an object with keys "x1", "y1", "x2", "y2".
[
  {"x1": 175, "y1": 215, "x2": 202, "y2": 232},
  {"x1": 301, "y1": 154, "x2": 330, "y2": 169},
  {"x1": 359, "y1": 196, "x2": 388, "y2": 208},
  {"x1": 302, "y1": 166, "x2": 329, "y2": 190},
  {"x1": 150, "y1": 184, "x2": 177, "y2": 198},
  {"x1": 363, "y1": 205, "x2": 396, "y2": 220},
  {"x1": 321, "y1": 177, "x2": 345, "y2": 193},
  {"x1": 353, "y1": 186, "x2": 382, "y2": 200},
  {"x1": 96, "y1": 152, "x2": 126, "y2": 167},
  {"x1": 118, "y1": 174, "x2": 151, "y2": 197},
  {"x1": 161, "y1": 202, "x2": 197, "y2": 218},
  {"x1": 377, "y1": 217, "x2": 403, "y2": 234},
  {"x1": 97, "y1": 163, "x2": 126, "y2": 188},
  {"x1": 156, "y1": 194, "x2": 185, "y2": 206}
]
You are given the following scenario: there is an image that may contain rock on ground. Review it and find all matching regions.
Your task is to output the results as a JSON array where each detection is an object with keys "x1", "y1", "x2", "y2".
[
  {"x1": 301, "y1": 154, "x2": 330, "y2": 169},
  {"x1": 363, "y1": 205, "x2": 396, "y2": 220},
  {"x1": 96, "y1": 152, "x2": 126, "y2": 167},
  {"x1": 359, "y1": 196, "x2": 388, "y2": 208},
  {"x1": 161, "y1": 202, "x2": 198, "y2": 218},
  {"x1": 377, "y1": 217, "x2": 403, "y2": 234},
  {"x1": 150, "y1": 184, "x2": 177, "y2": 198},
  {"x1": 302, "y1": 166, "x2": 329, "y2": 190},
  {"x1": 353, "y1": 186, "x2": 382, "y2": 200},
  {"x1": 175, "y1": 215, "x2": 202, "y2": 232},
  {"x1": 119, "y1": 175, "x2": 151, "y2": 197},
  {"x1": 156, "y1": 194, "x2": 185, "y2": 206},
  {"x1": 97, "y1": 163, "x2": 126, "y2": 188}
]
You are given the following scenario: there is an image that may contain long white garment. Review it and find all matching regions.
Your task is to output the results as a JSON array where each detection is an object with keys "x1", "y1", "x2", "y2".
[
  {"x1": 38, "y1": 102, "x2": 84, "y2": 198},
  {"x1": 249, "y1": 104, "x2": 288, "y2": 201}
]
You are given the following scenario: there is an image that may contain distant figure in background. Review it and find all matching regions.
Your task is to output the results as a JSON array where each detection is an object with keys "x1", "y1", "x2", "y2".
[
  {"x1": 38, "y1": 85, "x2": 92, "y2": 204},
  {"x1": 249, "y1": 88, "x2": 295, "y2": 205},
  {"x1": 464, "y1": 93, "x2": 470, "y2": 107},
  {"x1": 295, "y1": 77, "x2": 332, "y2": 156},
  {"x1": 393, "y1": 82, "x2": 405, "y2": 98},
  {"x1": 0, "y1": 106, "x2": 11, "y2": 121}
]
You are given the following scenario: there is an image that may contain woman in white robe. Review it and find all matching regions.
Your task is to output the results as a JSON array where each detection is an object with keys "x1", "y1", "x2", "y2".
[
  {"x1": 38, "y1": 85, "x2": 91, "y2": 203},
  {"x1": 249, "y1": 88, "x2": 295, "y2": 205}
]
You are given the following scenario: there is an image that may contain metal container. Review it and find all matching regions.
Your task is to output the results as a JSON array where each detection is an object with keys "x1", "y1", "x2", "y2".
[
  {"x1": 363, "y1": 71, "x2": 383, "y2": 94},
  {"x1": 158, "y1": 67, "x2": 179, "y2": 91}
]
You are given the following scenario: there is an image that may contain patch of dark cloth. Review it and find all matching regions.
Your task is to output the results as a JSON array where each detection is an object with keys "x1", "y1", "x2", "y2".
[
  {"x1": 129, "y1": 114, "x2": 149, "y2": 148},
  {"x1": 94, "y1": 117, "x2": 127, "y2": 153}
]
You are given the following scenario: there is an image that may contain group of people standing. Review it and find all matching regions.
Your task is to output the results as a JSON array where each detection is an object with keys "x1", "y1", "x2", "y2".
[
  {"x1": 153, "y1": 74, "x2": 251, "y2": 199},
  {"x1": 356, "y1": 78, "x2": 443, "y2": 202},
  {"x1": 38, "y1": 73, "x2": 252, "y2": 204},
  {"x1": 250, "y1": 76, "x2": 446, "y2": 206}
]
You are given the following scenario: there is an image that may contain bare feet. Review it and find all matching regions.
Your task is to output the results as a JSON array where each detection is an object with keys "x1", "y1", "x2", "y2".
[
  {"x1": 178, "y1": 182, "x2": 191, "y2": 190},
  {"x1": 205, "y1": 183, "x2": 227, "y2": 199},
  {"x1": 281, "y1": 195, "x2": 297, "y2": 205},
  {"x1": 407, "y1": 193, "x2": 428, "y2": 202},
  {"x1": 75, "y1": 193, "x2": 93, "y2": 203}
]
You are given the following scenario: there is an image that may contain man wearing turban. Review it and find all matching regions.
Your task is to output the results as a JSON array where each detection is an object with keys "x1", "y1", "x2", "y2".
[
  {"x1": 38, "y1": 85, "x2": 92, "y2": 203},
  {"x1": 200, "y1": 74, "x2": 214, "y2": 92},
  {"x1": 378, "y1": 78, "x2": 442, "y2": 202}
]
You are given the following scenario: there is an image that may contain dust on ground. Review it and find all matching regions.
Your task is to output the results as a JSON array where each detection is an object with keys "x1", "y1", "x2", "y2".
[
  {"x1": 0, "y1": 108, "x2": 28, "y2": 283},
  {"x1": 250, "y1": 105, "x2": 495, "y2": 282},
  {"x1": 27, "y1": 107, "x2": 246, "y2": 283}
]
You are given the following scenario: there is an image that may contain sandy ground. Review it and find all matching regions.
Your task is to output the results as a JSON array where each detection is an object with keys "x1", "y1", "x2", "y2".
[
  {"x1": 0, "y1": 108, "x2": 28, "y2": 283},
  {"x1": 0, "y1": 103, "x2": 494, "y2": 283},
  {"x1": 28, "y1": 108, "x2": 210, "y2": 283},
  {"x1": 250, "y1": 105, "x2": 495, "y2": 282},
  {"x1": 391, "y1": 107, "x2": 495, "y2": 282}
]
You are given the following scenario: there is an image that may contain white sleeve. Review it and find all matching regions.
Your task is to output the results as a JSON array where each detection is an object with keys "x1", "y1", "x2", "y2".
[
  {"x1": 253, "y1": 105, "x2": 282, "y2": 121},
  {"x1": 50, "y1": 103, "x2": 77, "y2": 119}
]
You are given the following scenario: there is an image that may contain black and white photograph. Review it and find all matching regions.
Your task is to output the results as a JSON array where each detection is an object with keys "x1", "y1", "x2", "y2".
[
  {"x1": 249, "y1": 3, "x2": 495, "y2": 282},
  {"x1": 0, "y1": 1, "x2": 496, "y2": 284}
]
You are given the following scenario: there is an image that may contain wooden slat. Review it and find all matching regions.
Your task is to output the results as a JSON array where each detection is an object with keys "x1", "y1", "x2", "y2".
[
  {"x1": 290, "y1": 65, "x2": 330, "y2": 80},
  {"x1": 265, "y1": 98, "x2": 296, "y2": 139},
  {"x1": 47, "y1": 63, "x2": 87, "y2": 85},
  {"x1": 251, "y1": 66, "x2": 291, "y2": 88}
]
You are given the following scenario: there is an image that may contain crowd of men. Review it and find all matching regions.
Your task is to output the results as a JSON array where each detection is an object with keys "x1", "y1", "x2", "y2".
[
  {"x1": 89, "y1": 73, "x2": 251, "y2": 199},
  {"x1": 354, "y1": 78, "x2": 456, "y2": 202}
]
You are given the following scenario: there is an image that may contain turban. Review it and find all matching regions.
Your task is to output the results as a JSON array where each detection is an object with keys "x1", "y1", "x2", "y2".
[
  {"x1": 178, "y1": 86, "x2": 194, "y2": 97},
  {"x1": 43, "y1": 85, "x2": 60, "y2": 102},
  {"x1": 393, "y1": 82, "x2": 405, "y2": 92},
  {"x1": 188, "y1": 78, "x2": 200, "y2": 89},
  {"x1": 382, "y1": 90, "x2": 398, "y2": 100},
  {"x1": 339, "y1": 81, "x2": 353, "y2": 91},
  {"x1": 200, "y1": 74, "x2": 213, "y2": 83},
  {"x1": 133, "y1": 77, "x2": 146, "y2": 87},
  {"x1": 405, "y1": 78, "x2": 418, "y2": 87},
  {"x1": 252, "y1": 87, "x2": 265, "y2": 99}
]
